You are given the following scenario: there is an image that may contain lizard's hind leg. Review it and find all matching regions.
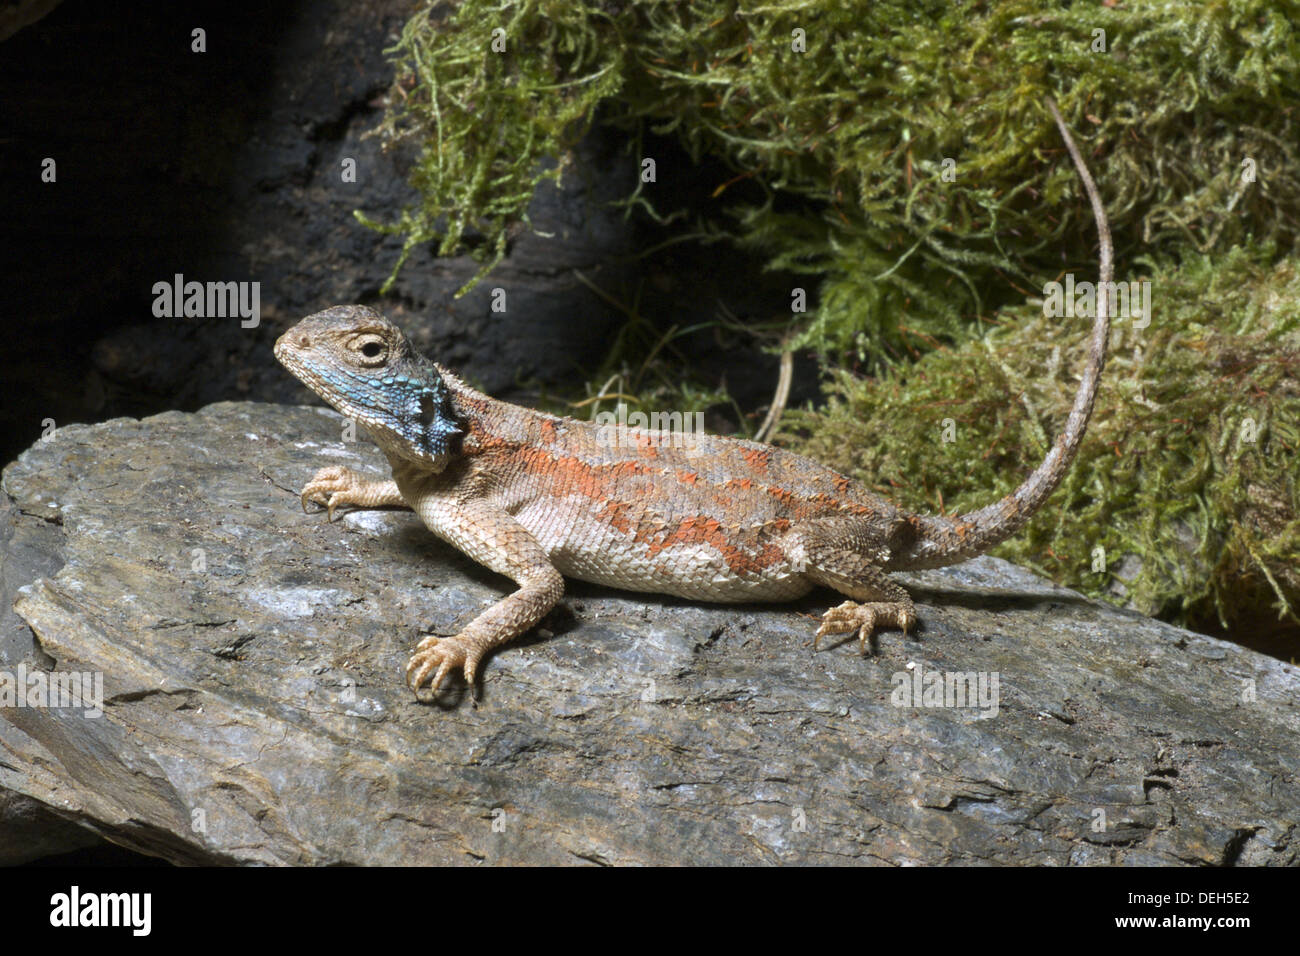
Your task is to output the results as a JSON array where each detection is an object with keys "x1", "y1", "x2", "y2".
[{"x1": 803, "y1": 542, "x2": 918, "y2": 653}]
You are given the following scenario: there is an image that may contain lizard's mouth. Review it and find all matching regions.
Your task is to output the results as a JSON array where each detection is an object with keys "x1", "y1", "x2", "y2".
[
  {"x1": 273, "y1": 338, "x2": 331, "y2": 411},
  {"x1": 272, "y1": 332, "x2": 297, "y2": 363},
  {"x1": 273, "y1": 334, "x2": 313, "y2": 381}
]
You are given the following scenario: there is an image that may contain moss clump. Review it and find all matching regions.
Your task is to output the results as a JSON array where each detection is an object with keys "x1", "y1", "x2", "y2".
[
  {"x1": 779, "y1": 246, "x2": 1300, "y2": 633},
  {"x1": 359, "y1": 1, "x2": 624, "y2": 292},
  {"x1": 363, "y1": 0, "x2": 1300, "y2": 360}
]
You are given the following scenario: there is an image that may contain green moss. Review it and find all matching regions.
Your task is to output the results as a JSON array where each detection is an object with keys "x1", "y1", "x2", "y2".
[
  {"x1": 359, "y1": 1, "x2": 625, "y2": 293},
  {"x1": 778, "y1": 246, "x2": 1300, "y2": 632},
  {"x1": 363, "y1": 0, "x2": 1300, "y2": 358}
]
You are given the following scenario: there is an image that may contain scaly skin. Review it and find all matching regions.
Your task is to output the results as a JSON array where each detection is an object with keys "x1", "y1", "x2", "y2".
[{"x1": 274, "y1": 99, "x2": 1111, "y2": 700}]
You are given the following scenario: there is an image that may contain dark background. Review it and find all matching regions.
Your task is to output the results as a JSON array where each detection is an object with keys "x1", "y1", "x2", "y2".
[{"x1": 0, "y1": 0, "x2": 807, "y2": 470}]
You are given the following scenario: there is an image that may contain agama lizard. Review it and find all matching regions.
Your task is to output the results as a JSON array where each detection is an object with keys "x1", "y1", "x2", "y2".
[{"x1": 274, "y1": 99, "x2": 1112, "y2": 699}]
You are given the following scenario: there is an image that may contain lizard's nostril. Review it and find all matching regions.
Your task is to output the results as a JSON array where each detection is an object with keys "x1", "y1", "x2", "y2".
[{"x1": 298, "y1": 335, "x2": 311, "y2": 348}]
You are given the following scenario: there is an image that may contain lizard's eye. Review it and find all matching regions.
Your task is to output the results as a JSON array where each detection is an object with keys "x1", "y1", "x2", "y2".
[{"x1": 353, "y1": 336, "x2": 387, "y2": 366}]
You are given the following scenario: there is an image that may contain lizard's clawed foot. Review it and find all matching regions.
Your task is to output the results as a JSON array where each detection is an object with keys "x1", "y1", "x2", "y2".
[
  {"x1": 815, "y1": 600, "x2": 918, "y2": 653},
  {"x1": 299, "y1": 466, "x2": 375, "y2": 521},
  {"x1": 406, "y1": 633, "x2": 482, "y2": 701}
]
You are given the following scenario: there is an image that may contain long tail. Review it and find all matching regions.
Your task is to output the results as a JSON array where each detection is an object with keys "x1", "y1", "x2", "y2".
[{"x1": 892, "y1": 97, "x2": 1113, "y2": 570}]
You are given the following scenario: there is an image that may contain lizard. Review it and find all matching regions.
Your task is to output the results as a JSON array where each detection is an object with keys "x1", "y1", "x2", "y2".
[{"x1": 274, "y1": 98, "x2": 1112, "y2": 700}]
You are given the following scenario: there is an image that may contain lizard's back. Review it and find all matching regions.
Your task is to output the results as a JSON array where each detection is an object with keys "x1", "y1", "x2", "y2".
[{"x1": 443, "y1": 385, "x2": 901, "y2": 602}]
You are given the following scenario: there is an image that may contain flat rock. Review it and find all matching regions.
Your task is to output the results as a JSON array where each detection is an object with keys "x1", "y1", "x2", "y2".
[{"x1": 0, "y1": 403, "x2": 1296, "y2": 865}]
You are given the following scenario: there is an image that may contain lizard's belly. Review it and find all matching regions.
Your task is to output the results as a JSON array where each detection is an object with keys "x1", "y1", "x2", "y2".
[{"x1": 514, "y1": 497, "x2": 813, "y2": 603}]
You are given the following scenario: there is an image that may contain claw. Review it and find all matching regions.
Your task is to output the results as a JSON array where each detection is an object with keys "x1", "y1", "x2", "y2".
[
  {"x1": 298, "y1": 466, "x2": 361, "y2": 521},
  {"x1": 814, "y1": 600, "x2": 916, "y2": 655},
  {"x1": 406, "y1": 635, "x2": 479, "y2": 701},
  {"x1": 429, "y1": 659, "x2": 452, "y2": 694}
]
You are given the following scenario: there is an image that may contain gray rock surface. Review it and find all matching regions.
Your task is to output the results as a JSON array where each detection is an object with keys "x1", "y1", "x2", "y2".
[{"x1": 1, "y1": 404, "x2": 1296, "y2": 865}]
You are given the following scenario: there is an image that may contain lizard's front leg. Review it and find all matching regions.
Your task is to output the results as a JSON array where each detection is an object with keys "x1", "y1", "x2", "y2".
[
  {"x1": 405, "y1": 498, "x2": 564, "y2": 699},
  {"x1": 299, "y1": 465, "x2": 408, "y2": 520}
]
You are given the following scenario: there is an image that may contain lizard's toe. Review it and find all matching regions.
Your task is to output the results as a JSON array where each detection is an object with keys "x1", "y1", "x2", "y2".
[
  {"x1": 406, "y1": 636, "x2": 480, "y2": 700},
  {"x1": 300, "y1": 466, "x2": 364, "y2": 520},
  {"x1": 815, "y1": 601, "x2": 864, "y2": 646},
  {"x1": 815, "y1": 600, "x2": 916, "y2": 654}
]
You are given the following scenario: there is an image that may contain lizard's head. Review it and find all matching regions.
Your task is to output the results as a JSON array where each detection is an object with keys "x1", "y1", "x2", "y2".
[{"x1": 275, "y1": 305, "x2": 463, "y2": 469}]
